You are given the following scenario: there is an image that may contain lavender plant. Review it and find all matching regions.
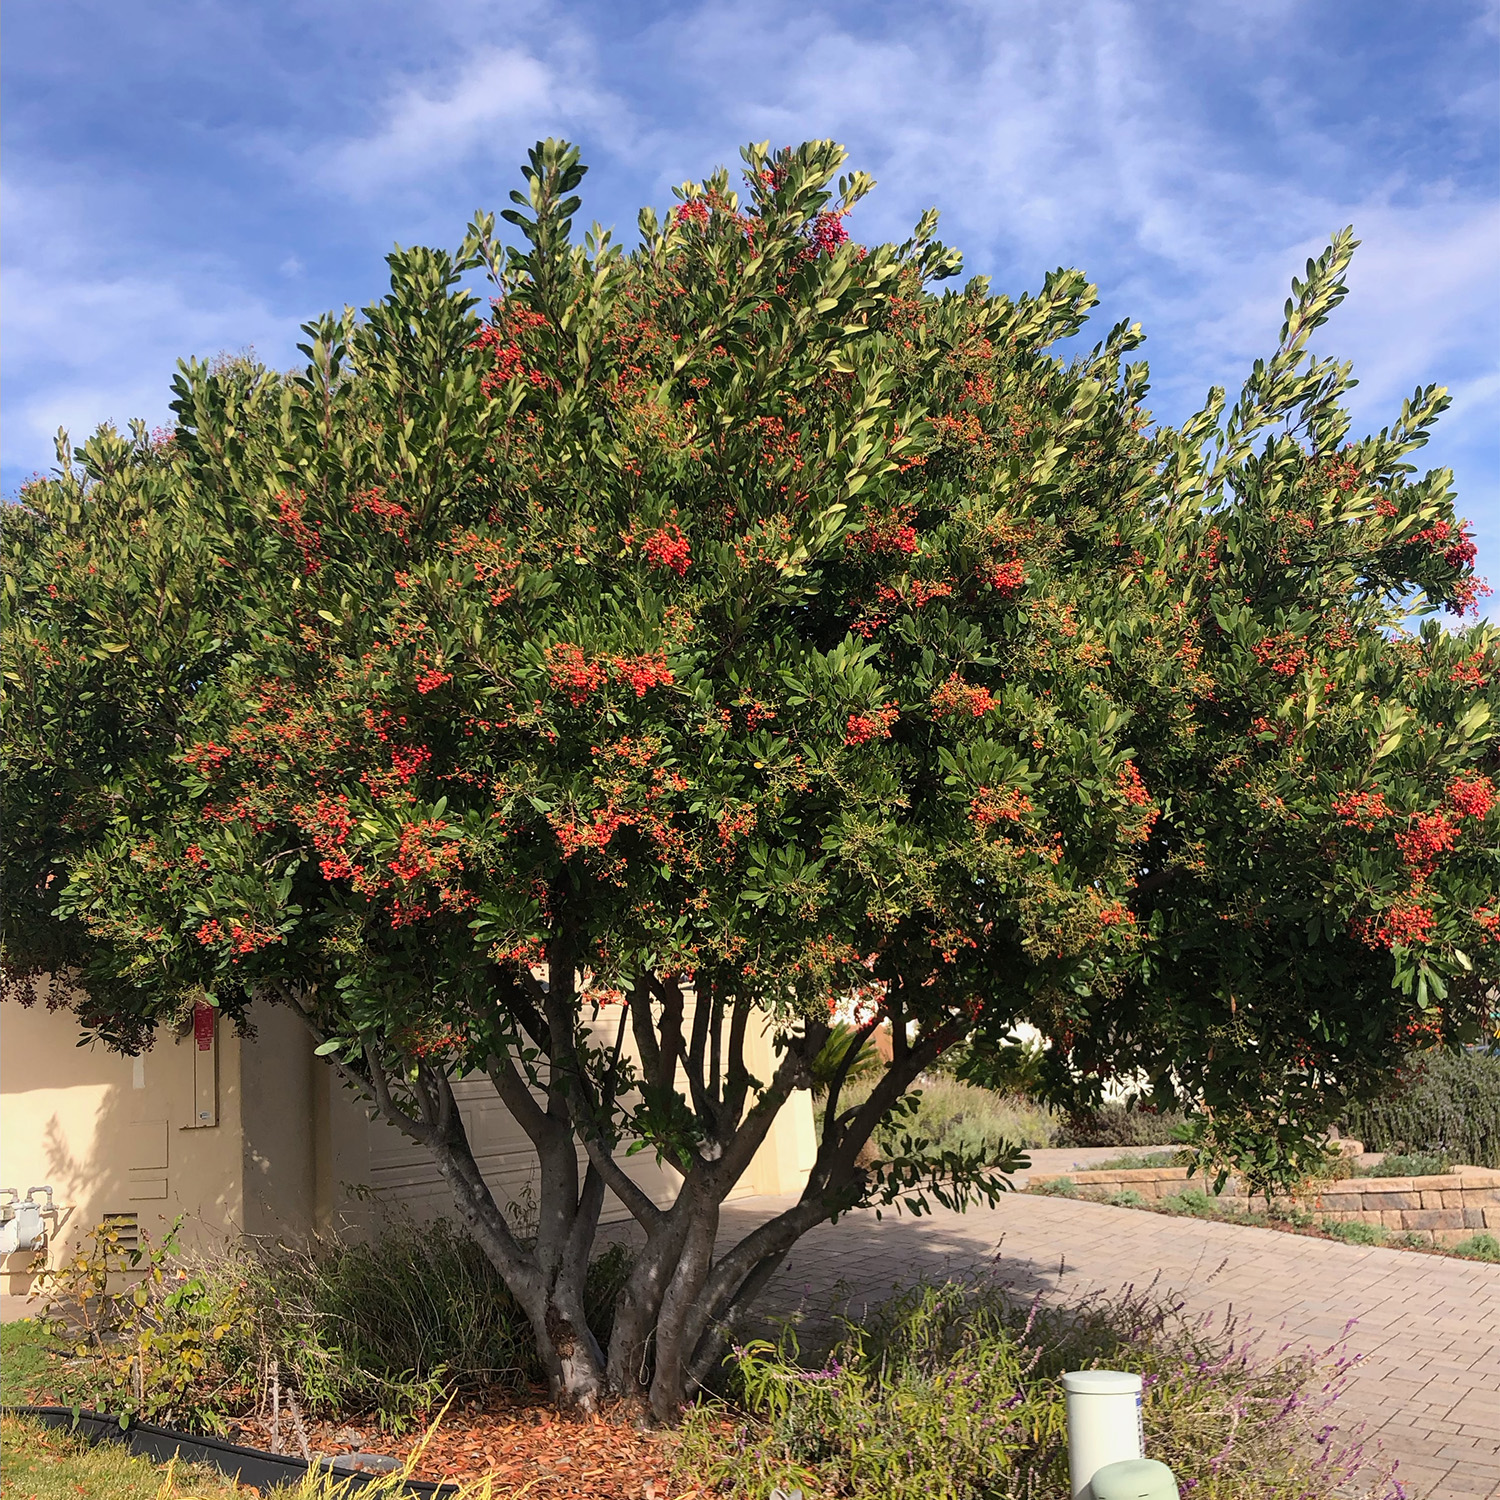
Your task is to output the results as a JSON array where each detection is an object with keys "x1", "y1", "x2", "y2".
[{"x1": 675, "y1": 1279, "x2": 1403, "y2": 1499}]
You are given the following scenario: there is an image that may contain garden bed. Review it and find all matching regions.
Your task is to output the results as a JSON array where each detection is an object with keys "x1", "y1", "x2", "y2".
[
  {"x1": 5, "y1": 1316, "x2": 676, "y2": 1498},
  {"x1": 222, "y1": 1390, "x2": 677, "y2": 1496},
  {"x1": 7, "y1": 1396, "x2": 676, "y2": 1498}
]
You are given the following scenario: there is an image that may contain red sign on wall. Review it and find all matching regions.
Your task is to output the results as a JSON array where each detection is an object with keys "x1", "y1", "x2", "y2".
[{"x1": 193, "y1": 1001, "x2": 216, "y2": 1052}]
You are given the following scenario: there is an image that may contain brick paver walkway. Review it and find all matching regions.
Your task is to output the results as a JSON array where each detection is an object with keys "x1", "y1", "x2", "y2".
[{"x1": 715, "y1": 1186, "x2": 1500, "y2": 1500}]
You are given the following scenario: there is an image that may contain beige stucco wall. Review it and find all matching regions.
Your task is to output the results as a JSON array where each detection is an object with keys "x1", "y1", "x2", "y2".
[
  {"x1": 2, "y1": 985, "x2": 816, "y2": 1303},
  {"x1": 352, "y1": 1002, "x2": 818, "y2": 1228},
  {"x1": 1, "y1": 985, "x2": 246, "y2": 1295}
]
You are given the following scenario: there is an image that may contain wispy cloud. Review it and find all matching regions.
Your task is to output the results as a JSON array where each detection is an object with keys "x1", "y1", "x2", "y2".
[
  {"x1": 313, "y1": 42, "x2": 622, "y2": 198},
  {"x1": 0, "y1": 178, "x2": 293, "y2": 470}
]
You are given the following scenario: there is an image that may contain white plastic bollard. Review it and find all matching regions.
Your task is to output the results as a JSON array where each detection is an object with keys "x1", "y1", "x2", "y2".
[{"x1": 1062, "y1": 1369, "x2": 1144, "y2": 1500}]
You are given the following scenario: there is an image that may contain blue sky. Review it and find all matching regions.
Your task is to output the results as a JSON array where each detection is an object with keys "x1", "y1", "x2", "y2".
[{"x1": 5, "y1": 0, "x2": 1497, "y2": 616}]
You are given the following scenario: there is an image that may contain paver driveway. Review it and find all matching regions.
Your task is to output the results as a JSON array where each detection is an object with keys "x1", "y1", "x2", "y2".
[{"x1": 715, "y1": 1181, "x2": 1500, "y2": 1500}]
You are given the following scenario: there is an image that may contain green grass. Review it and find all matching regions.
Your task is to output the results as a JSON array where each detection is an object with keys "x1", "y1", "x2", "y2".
[
  {"x1": 0, "y1": 1412, "x2": 505, "y2": 1499},
  {"x1": 1, "y1": 1319, "x2": 50, "y2": 1404},
  {"x1": 0, "y1": 1416, "x2": 248, "y2": 1500},
  {"x1": 1089, "y1": 1150, "x2": 1185, "y2": 1171},
  {"x1": 1323, "y1": 1219, "x2": 1386, "y2": 1246}
]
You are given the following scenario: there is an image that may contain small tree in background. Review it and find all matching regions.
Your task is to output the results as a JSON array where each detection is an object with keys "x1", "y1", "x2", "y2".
[{"x1": 4, "y1": 139, "x2": 1496, "y2": 1416}]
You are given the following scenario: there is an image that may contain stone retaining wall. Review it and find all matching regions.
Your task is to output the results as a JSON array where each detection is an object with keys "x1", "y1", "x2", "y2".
[{"x1": 1026, "y1": 1164, "x2": 1500, "y2": 1247}]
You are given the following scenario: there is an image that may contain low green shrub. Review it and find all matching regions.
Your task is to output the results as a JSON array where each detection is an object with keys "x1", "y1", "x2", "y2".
[
  {"x1": 1090, "y1": 1150, "x2": 1185, "y2": 1171},
  {"x1": 1031, "y1": 1175, "x2": 1076, "y2": 1197},
  {"x1": 1344, "y1": 1048, "x2": 1500, "y2": 1168},
  {"x1": 1322, "y1": 1219, "x2": 1387, "y2": 1246},
  {"x1": 32, "y1": 1211, "x2": 630, "y2": 1433},
  {"x1": 1356, "y1": 1151, "x2": 1452, "y2": 1178},
  {"x1": 676, "y1": 1279, "x2": 1395, "y2": 1499},
  {"x1": 1452, "y1": 1232, "x2": 1500, "y2": 1262},
  {"x1": 266, "y1": 1215, "x2": 630, "y2": 1412},
  {"x1": 1161, "y1": 1187, "x2": 1221, "y2": 1216},
  {"x1": 1055, "y1": 1103, "x2": 1189, "y2": 1148},
  {"x1": 34, "y1": 1217, "x2": 264, "y2": 1431}
]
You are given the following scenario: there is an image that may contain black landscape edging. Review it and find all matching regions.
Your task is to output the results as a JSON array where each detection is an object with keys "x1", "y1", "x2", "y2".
[{"x1": 3, "y1": 1404, "x2": 461, "y2": 1496}]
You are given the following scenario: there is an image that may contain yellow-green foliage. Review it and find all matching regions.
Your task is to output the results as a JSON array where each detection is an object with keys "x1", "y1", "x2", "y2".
[
  {"x1": 29, "y1": 1213, "x2": 631, "y2": 1434},
  {"x1": 837, "y1": 1074, "x2": 1059, "y2": 1159},
  {"x1": 34, "y1": 1218, "x2": 256, "y2": 1429}
]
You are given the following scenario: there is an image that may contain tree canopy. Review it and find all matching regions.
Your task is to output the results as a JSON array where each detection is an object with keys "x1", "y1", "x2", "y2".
[{"x1": 3, "y1": 138, "x2": 1497, "y2": 1416}]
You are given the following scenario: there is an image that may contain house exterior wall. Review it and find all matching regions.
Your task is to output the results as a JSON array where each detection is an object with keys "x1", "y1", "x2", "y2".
[
  {"x1": 355, "y1": 1005, "x2": 819, "y2": 1227},
  {"x1": 1, "y1": 986, "x2": 247, "y2": 1296},
  {"x1": 2, "y1": 986, "x2": 816, "y2": 1306}
]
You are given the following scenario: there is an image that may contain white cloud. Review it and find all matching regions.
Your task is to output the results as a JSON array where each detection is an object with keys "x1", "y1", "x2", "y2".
[
  {"x1": 313, "y1": 44, "x2": 620, "y2": 198},
  {"x1": 643, "y1": 1, "x2": 1496, "y2": 419},
  {"x1": 0, "y1": 180, "x2": 296, "y2": 475}
]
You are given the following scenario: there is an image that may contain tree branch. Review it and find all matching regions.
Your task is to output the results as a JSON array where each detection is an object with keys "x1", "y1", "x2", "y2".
[
  {"x1": 687, "y1": 969, "x2": 714, "y2": 1113},
  {"x1": 820, "y1": 1013, "x2": 881, "y2": 1140},
  {"x1": 684, "y1": 1246, "x2": 791, "y2": 1391},
  {"x1": 486, "y1": 1047, "x2": 555, "y2": 1149},
  {"x1": 543, "y1": 944, "x2": 664, "y2": 1231},
  {"x1": 363, "y1": 1043, "x2": 431, "y2": 1145}
]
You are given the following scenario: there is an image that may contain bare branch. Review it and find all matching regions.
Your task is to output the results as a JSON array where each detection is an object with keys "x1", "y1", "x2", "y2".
[
  {"x1": 363, "y1": 1043, "x2": 432, "y2": 1146},
  {"x1": 716, "y1": 1033, "x2": 810, "y2": 1184},
  {"x1": 629, "y1": 974, "x2": 663, "y2": 1088},
  {"x1": 574, "y1": 1127, "x2": 665, "y2": 1230},
  {"x1": 718, "y1": 992, "x2": 764, "y2": 1134},
  {"x1": 820, "y1": 1013, "x2": 881, "y2": 1137},
  {"x1": 686, "y1": 970, "x2": 714, "y2": 1110},
  {"x1": 677, "y1": 1192, "x2": 835, "y2": 1366},
  {"x1": 685, "y1": 1247, "x2": 790, "y2": 1390}
]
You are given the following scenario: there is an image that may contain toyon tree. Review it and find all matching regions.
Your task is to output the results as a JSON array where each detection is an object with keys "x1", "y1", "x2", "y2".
[{"x1": 3, "y1": 140, "x2": 1498, "y2": 1416}]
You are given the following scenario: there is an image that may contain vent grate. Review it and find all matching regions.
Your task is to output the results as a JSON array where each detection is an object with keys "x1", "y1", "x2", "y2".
[{"x1": 100, "y1": 1212, "x2": 140, "y2": 1252}]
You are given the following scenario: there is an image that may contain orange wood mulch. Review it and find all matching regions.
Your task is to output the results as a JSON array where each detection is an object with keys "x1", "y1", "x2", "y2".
[{"x1": 232, "y1": 1391, "x2": 703, "y2": 1499}]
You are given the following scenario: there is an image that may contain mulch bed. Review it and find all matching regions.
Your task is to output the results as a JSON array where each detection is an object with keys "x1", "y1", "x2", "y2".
[{"x1": 226, "y1": 1388, "x2": 693, "y2": 1499}]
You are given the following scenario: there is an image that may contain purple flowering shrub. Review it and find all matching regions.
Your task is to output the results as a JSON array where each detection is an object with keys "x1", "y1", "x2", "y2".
[{"x1": 675, "y1": 1279, "x2": 1402, "y2": 1499}]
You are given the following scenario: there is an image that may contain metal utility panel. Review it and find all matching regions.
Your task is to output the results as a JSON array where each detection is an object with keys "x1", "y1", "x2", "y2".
[{"x1": 186, "y1": 1001, "x2": 219, "y2": 1129}]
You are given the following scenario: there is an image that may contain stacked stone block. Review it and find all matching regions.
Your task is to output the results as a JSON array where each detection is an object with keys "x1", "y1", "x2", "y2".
[{"x1": 1027, "y1": 1163, "x2": 1500, "y2": 1247}]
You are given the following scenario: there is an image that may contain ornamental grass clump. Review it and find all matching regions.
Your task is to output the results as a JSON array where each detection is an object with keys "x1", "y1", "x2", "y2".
[
  {"x1": 32, "y1": 1212, "x2": 630, "y2": 1433},
  {"x1": 828, "y1": 1075, "x2": 1058, "y2": 1162},
  {"x1": 676, "y1": 1279, "x2": 1398, "y2": 1500}
]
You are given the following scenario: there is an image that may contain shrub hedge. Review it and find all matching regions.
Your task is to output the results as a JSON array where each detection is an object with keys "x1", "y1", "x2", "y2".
[
  {"x1": 1344, "y1": 1048, "x2": 1500, "y2": 1168},
  {"x1": 1054, "y1": 1102, "x2": 1189, "y2": 1147}
]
